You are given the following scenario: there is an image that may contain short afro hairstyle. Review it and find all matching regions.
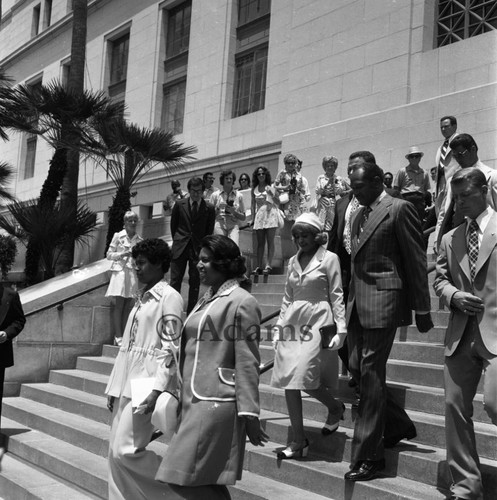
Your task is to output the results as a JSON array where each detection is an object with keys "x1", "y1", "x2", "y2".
[{"x1": 131, "y1": 238, "x2": 172, "y2": 273}]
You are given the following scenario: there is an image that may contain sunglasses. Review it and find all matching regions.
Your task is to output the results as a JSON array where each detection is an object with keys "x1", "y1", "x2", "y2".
[{"x1": 408, "y1": 154, "x2": 422, "y2": 159}]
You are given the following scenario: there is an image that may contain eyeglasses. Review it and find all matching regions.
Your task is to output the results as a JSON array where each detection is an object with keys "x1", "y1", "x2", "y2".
[
  {"x1": 453, "y1": 149, "x2": 469, "y2": 157},
  {"x1": 257, "y1": 172, "x2": 266, "y2": 176},
  {"x1": 408, "y1": 154, "x2": 422, "y2": 159}
]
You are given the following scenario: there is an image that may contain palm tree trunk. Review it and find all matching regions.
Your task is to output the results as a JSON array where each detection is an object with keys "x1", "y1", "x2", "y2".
[
  {"x1": 56, "y1": 0, "x2": 88, "y2": 275},
  {"x1": 105, "y1": 186, "x2": 132, "y2": 254}
]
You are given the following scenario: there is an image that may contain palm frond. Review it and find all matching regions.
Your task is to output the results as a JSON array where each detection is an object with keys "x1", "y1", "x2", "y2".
[{"x1": 0, "y1": 162, "x2": 16, "y2": 202}]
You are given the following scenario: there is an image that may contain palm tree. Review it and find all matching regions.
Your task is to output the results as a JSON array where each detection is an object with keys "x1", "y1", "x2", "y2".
[
  {"x1": 75, "y1": 117, "x2": 197, "y2": 251},
  {"x1": 0, "y1": 199, "x2": 97, "y2": 281},
  {"x1": 0, "y1": 81, "x2": 122, "y2": 282},
  {"x1": 0, "y1": 161, "x2": 15, "y2": 202}
]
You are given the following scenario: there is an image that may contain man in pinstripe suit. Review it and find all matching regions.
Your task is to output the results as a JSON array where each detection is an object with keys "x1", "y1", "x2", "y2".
[{"x1": 344, "y1": 162, "x2": 433, "y2": 481}]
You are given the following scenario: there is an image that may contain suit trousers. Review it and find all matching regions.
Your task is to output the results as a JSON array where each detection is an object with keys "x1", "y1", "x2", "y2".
[
  {"x1": 347, "y1": 308, "x2": 413, "y2": 463},
  {"x1": 444, "y1": 317, "x2": 497, "y2": 500},
  {"x1": 170, "y1": 244, "x2": 200, "y2": 314}
]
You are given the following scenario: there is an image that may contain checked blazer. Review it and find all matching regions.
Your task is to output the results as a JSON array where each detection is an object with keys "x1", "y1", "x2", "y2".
[{"x1": 347, "y1": 194, "x2": 430, "y2": 329}]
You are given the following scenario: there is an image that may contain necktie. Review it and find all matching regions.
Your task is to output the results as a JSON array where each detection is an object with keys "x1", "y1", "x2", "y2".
[
  {"x1": 343, "y1": 197, "x2": 360, "y2": 254},
  {"x1": 467, "y1": 219, "x2": 479, "y2": 281},
  {"x1": 191, "y1": 201, "x2": 198, "y2": 219},
  {"x1": 357, "y1": 206, "x2": 372, "y2": 237},
  {"x1": 436, "y1": 140, "x2": 450, "y2": 196}
]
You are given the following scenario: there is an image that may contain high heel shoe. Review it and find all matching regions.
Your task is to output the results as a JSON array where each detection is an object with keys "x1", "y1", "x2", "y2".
[
  {"x1": 322, "y1": 402, "x2": 346, "y2": 436},
  {"x1": 262, "y1": 266, "x2": 273, "y2": 275},
  {"x1": 114, "y1": 337, "x2": 123, "y2": 347},
  {"x1": 252, "y1": 267, "x2": 263, "y2": 275},
  {"x1": 276, "y1": 438, "x2": 309, "y2": 459}
]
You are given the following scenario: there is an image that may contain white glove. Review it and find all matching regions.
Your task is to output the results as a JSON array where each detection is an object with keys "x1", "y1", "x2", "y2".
[{"x1": 326, "y1": 332, "x2": 347, "y2": 351}]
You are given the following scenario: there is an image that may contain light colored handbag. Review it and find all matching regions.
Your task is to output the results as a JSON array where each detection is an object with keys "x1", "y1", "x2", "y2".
[
  {"x1": 151, "y1": 391, "x2": 179, "y2": 443},
  {"x1": 278, "y1": 191, "x2": 289, "y2": 205}
]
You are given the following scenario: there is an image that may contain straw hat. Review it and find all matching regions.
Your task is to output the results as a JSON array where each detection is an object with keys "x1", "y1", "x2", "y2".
[{"x1": 405, "y1": 146, "x2": 424, "y2": 159}]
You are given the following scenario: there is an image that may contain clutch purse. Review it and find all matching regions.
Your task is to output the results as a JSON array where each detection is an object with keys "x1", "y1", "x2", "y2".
[
  {"x1": 319, "y1": 324, "x2": 337, "y2": 349},
  {"x1": 278, "y1": 192, "x2": 289, "y2": 205}
]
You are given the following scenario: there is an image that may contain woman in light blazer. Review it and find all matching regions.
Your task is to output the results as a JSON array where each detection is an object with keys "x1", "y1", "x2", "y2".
[
  {"x1": 105, "y1": 211, "x2": 142, "y2": 345},
  {"x1": 156, "y1": 235, "x2": 268, "y2": 499}
]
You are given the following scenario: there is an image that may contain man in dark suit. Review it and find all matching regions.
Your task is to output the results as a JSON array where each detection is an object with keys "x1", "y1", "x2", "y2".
[
  {"x1": 170, "y1": 177, "x2": 215, "y2": 313},
  {"x1": 0, "y1": 284, "x2": 26, "y2": 453},
  {"x1": 344, "y1": 162, "x2": 433, "y2": 482},
  {"x1": 433, "y1": 168, "x2": 497, "y2": 500}
]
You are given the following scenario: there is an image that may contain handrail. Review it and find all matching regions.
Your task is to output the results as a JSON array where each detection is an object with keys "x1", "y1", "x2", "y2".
[{"x1": 24, "y1": 282, "x2": 108, "y2": 317}]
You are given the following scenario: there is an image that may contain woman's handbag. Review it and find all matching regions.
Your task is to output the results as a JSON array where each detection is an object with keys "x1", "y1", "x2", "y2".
[
  {"x1": 277, "y1": 191, "x2": 290, "y2": 205},
  {"x1": 319, "y1": 324, "x2": 337, "y2": 349},
  {"x1": 151, "y1": 391, "x2": 179, "y2": 443}
]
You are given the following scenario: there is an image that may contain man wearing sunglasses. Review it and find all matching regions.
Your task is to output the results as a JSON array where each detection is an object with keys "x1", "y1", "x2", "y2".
[
  {"x1": 393, "y1": 146, "x2": 431, "y2": 196},
  {"x1": 435, "y1": 133, "x2": 497, "y2": 251}
]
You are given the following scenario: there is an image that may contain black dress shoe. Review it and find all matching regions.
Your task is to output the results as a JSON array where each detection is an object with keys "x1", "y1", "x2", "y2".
[
  {"x1": 384, "y1": 424, "x2": 417, "y2": 448},
  {"x1": 344, "y1": 459, "x2": 385, "y2": 481}
]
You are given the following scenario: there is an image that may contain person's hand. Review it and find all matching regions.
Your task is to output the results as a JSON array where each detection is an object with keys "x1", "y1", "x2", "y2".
[
  {"x1": 327, "y1": 332, "x2": 346, "y2": 351},
  {"x1": 451, "y1": 292, "x2": 484, "y2": 316},
  {"x1": 138, "y1": 390, "x2": 161, "y2": 414},
  {"x1": 415, "y1": 313, "x2": 434, "y2": 333},
  {"x1": 244, "y1": 417, "x2": 269, "y2": 446},
  {"x1": 0, "y1": 331, "x2": 7, "y2": 344},
  {"x1": 107, "y1": 395, "x2": 115, "y2": 413}
]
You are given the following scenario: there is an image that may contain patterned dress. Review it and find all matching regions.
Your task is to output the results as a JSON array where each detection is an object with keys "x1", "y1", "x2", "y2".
[{"x1": 253, "y1": 186, "x2": 280, "y2": 230}]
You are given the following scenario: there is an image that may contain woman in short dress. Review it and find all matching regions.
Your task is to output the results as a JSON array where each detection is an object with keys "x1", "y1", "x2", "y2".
[
  {"x1": 271, "y1": 213, "x2": 347, "y2": 459},
  {"x1": 251, "y1": 164, "x2": 280, "y2": 275},
  {"x1": 105, "y1": 211, "x2": 142, "y2": 346},
  {"x1": 156, "y1": 235, "x2": 268, "y2": 499},
  {"x1": 314, "y1": 155, "x2": 350, "y2": 239}
]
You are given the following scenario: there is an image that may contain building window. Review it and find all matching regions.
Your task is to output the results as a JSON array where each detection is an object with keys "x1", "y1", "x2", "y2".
[
  {"x1": 24, "y1": 136, "x2": 37, "y2": 179},
  {"x1": 32, "y1": 4, "x2": 41, "y2": 37},
  {"x1": 166, "y1": 2, "x2": 191, "y2": 59},
  {"x1": 161, "y1": 80, "x2": 186, "y2": 135},
  {"x1": 61, "y1": 61, "x2": 71, "y2": 89},
  {"x1": 43, "y1": 0, "x2": 53, "y2": 29},
  {"x1": 232, "y1": 0, "x2": 270, "y2": 118},
  {"x1": 162, "y1": 2, "x2": 191, "y2": 134},
  {"x1": 233, "y1": 46, "x2": 268, "y2": 117},
  {"x1": 437, "y1": 0, "x2": 497, "y2": 47},
  {"x1": 238, "y1": 0, "x2": 271, "y2": 25},
  {"x1": 108, "y1": 33, "x2": 129, "y2": 106},
  {"x1": 22, "y1": 81, "x2": 42, "y2": 179}
]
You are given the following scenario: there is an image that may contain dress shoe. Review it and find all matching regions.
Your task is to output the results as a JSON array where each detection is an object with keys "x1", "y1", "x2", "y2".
[
  {"x1": 344, "y1": 459, "x2": 385, "y2": 481},
  {"x1": 322, "y1": 402, "x2": 346, "y2": 435},
  {"x1": 276, "y1": 438, "x2": 309, "y2": 459},
  {"x1": 384, "y1": 424, "x2": 417, "y2": 448}
]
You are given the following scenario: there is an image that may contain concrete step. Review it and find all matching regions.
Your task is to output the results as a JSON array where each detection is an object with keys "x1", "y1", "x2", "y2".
[
  {"x1": 0, "y1": 453, "x2": 99, "y2": 500},
  {"x1": 76, "y1": 356, "x2": 114, "y2": 377},
  {"x1": 2, "y1": 418, "x2": 107, "y2": 498},
  {"x1": 251, "y1": 282, "x2": 286, "y2": 294},
  {"x1": 2, "y1": 398, "x2": 109, "y2": 458},
  {"x1": 49, "y1": 369, "x2": 108, "y2": 396},
  {"x1": 19, "y1": 383, "x2": 110, "y2": 425},
  {"x1": 244, "y1": 441, "x2": 449, "y2": 500},
  {"x1": 229, "y1": 470, "x2": 331, "y2": 500},
  {"x1": 264, "y1": 397, "x2": 497, "y2": 460},
  {"x1": 255, "y1": 409, "x2": 497, "y2": 495}
]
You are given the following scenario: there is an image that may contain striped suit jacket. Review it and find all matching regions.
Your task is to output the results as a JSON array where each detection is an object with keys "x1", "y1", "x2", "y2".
[{"x1": 346, "y1": 194, "x2": 430, "y2": 330}]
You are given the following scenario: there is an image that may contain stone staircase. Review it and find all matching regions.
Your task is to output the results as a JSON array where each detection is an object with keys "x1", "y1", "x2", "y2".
[{"x1": 0, "y1": 272, "x2": 496, "y2": 499}]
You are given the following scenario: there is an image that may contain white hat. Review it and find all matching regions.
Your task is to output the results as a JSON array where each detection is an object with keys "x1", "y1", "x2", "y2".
[
  {"x1": 405, "y1": 146, "x2": 424, "y2": 159},
  {"x1": 294, "y1": 212, "x2": 324, "y2": 232}
]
